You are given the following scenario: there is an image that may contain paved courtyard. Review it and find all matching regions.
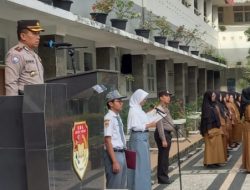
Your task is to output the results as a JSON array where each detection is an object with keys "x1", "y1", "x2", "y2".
[{"x1": 152, "y1": 143, "x2": 250, "y2": 190}]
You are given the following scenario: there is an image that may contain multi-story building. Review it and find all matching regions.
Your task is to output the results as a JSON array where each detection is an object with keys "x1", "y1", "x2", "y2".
[{"x1": 0, "y1": 0, "x2": 248, "y2": 103}]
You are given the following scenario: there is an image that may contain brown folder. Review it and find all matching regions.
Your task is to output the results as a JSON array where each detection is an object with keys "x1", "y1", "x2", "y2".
[{"x1": 125, "y1": 149, "x2": 136, "y2": 169}]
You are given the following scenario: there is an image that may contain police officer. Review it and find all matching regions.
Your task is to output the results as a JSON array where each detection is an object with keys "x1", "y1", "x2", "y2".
[
  {"x1": 154, "y1": 90, "x2": 175, "y2": 184},
  {"x1": 5, "y1": 20, "x2": 44, "y2": 96},
  {"x1": 104, "y1": 90, "x2": 127, "y2": 189}
]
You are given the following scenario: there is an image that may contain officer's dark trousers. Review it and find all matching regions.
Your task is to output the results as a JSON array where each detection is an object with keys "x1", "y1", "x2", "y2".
[{"x1": 154, "y1": 128, "x2": 172, "y2": 183}]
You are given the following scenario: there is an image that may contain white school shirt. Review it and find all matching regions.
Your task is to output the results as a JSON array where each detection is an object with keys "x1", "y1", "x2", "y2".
[{"x1": 104, "y1": 110, "x2": 125, "y2": 149}]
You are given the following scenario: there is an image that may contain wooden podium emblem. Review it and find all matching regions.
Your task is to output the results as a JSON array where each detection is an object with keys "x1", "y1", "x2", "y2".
[{"x1": 72, "y1": 121, "x2": 89, "y2": 180}]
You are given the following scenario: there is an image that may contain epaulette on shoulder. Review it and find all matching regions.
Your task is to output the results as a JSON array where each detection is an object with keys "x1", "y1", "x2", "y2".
[{"x1": 14, "y1": 46, "x2": 23, "y2": 52}]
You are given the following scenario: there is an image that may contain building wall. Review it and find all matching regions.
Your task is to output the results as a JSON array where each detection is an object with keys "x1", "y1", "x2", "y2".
[
  {"x1": 218, "y1": 6, "x2": 250, "y2": 66},
  {"x1": 0, "y1": 0, "x2": 229, "y2": 98},
  {"x1": 72, "y1": 0, "x2": 219, "y2": 48}
]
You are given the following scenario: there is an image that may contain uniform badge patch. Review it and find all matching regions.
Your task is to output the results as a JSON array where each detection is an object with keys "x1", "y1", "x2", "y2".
[
  {"x1": 11, "y1": 55, "x2": 20, "y2": 64},
  {"x1": 104, "y1": 119, "x2": 110, "y2": 128}
]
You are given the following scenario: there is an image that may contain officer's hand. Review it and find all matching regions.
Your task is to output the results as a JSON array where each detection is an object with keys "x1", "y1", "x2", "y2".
[
  {"x1": 162, "y1": 140, "x2": 168, "y2": 148},
  {"x1": 112, "y1": 161, "x2": 121, "y2": 174}
]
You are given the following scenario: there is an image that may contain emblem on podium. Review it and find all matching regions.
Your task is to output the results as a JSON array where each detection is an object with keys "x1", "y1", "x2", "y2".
[{"x1": 72, "y1": 121, "x2": 89, "y2": 180}]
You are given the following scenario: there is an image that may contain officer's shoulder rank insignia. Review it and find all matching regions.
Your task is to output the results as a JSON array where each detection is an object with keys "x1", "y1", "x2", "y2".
[
  {"x1": 104, "y1": 119, "x2": 110, "y2": 128},
  {"x1": 14, "y1": 47, "x2": 23, "y2": 52}
]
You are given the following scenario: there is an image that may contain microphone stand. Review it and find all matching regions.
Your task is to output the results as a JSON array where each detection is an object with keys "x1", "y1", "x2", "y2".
[
  {"x1": 156, "y1": 110, "x2": 191, "y2": 190},
  {"x1": 56, "y1": 46, "x2": 88, "y2": 74}
]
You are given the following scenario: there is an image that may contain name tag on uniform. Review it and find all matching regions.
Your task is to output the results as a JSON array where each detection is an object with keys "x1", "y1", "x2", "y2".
[{"x1": 26, "y1": 60, "x2": 35, "y2": 64}]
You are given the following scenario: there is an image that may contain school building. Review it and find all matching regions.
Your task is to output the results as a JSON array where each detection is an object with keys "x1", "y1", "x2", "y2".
[{"x1": 0, "y1": 0, "x2": 249, "y2": 103}]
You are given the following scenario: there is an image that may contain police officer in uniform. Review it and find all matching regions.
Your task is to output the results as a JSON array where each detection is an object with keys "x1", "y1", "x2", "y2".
[
  {"x1": 104, "y1": 90, "x2": 127, "y2": 189},
  {"x1": 5, "y1": 20, "x2": 44, "y2": 96},
  {"x1": 154, "y1": 90, "x2": 175, "y2": 184}
]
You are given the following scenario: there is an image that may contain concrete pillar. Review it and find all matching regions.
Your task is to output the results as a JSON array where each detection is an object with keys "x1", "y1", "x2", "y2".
[
  {"x1": 96, "y1": 47, "x2": 118, "y2": 70},
  {"x1": 187, "y1": 0, "x2": 194, "y2": 9},
  {"x1": 206, "y1": 0, "x2": 213, "y2": 26},
  {"x1": 198, "y1": 0, "x2": 205, "y2": 18},
  {"x1": 156, "y1": 60, "x2": 167, "y2": 92},
  {"x1": 213, "y1": 6, "x2": 219, "y2": 30},
  {"x1": 39, "y1": 35, "x2": 66, "y2": 80},
  {"x1": 167, "y1": 59, "x2": 175, "y2": 94},
  {"x1": 156, "y1": 59, "x2": 174, "y2": 93},
  {"x1": 188, "y1": 66, "x2": 198, "y2": 103},
  {"x1": 174, "y1": 63, "x2": 188, "y2": 104},
  {"x1": 214, "y1": 71, "x2": 220, "y2": 91},
  {"x1": 131, "y1": 54, "x2": 156, "y2": 96},
  {"x1": 220, "y1": 69, "x2": 227, "y2": 91},
  {"x1": 207, "y1": 70, "x2": 214, "y2": 90},
  {"x1": 198, "y1": 68, "x2": 207, "y2": 96}
]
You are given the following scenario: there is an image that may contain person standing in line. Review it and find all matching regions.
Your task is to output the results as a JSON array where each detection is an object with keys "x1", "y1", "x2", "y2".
[
  {"x1": 235, "y1": 92, "x2": 241, "y2": 113},
  {"x1": 215, "y1": 91, "x2": 229, "y2": 161},
  {"x1": 240, "y1": 87, "x2": 250, "y2": 172},
  {"x1": 103, "y1": 90, "x2": 127, "y2": 189},
  {"x1": 5, "y1": 20, "x2": 44, "y2": 96},
  {"x1": 221, "y1": 91, "x2": 233, "y2": 150},
  {"x1": 200, "y1": 90, "x2": 226, "y2": 167},
  {"x1": 228, "y1": 92, "x2": 242, "y2": 144},
  {"x1": 154, "y1": 90, "x2": 175, "y2": 184},
  {"x1": 127, "y1": 89, "x2": 156, "y2": 190}
]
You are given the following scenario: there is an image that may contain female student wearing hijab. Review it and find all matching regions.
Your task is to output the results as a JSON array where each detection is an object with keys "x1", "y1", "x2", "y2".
[
  {"x1": 240, "y1": 87, "x2": 250, "y2": 172},
  {"x1": 215, "y1": 91, "x2": 229, "y2": 161},
  {"x1": 200, "y1": 90, "x2": 226, "y2": 167},
  {"x1": 227, "y1": 92, "x2": 242, "y2": 146},
  {"x1": 127, "y1": 89, "x2": 156, "y2": 190}
]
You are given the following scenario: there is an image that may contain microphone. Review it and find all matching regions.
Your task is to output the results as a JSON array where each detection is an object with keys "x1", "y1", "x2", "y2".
[
  {"x1": 155, "y1": 107, "x2": 166, "y2": 115},
  {"x1": 43, "y1": 40, "x2": 72, "y2": 48}
]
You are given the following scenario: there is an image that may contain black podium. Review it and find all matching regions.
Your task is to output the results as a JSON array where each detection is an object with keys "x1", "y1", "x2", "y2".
[{"x1": 0, "y1": 71, "x2": 118, "y2": 190}]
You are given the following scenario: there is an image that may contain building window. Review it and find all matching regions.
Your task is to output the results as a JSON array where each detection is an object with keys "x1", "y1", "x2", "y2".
[
  {"x1": 194, "y1": 0, "x2": 198, "y2": 9},
  {"x1": 147, "y1": 63, "x2": 155, "y2": 92},
  {"x1": 84, "y1": 52, "x2": 93, "y2": 71},
  {"x1": 233, "y1": 6, "x2": 250, "y2": 23},
  {"x1": 227, "y1": 78, "x2": 235, "y2": 92},
  {"x1": 194, "y1": 0, "x2": 200, "y2": 16},
  {"x1": 234, "y1": 12, "x2": 243, "y2": 22},
  {"x1": 204, "y1": 1, "x2": 207, "y2": 17},
  {"x1": 67, "y1": 50, "x2": 80, "y2": 73},
  {"x1": 245, "y1": 12, "x2": 250, "y2": 22},
  {"x1": 218, "y1": 7, "x2": 224, "y2": 24},
  {"x1": 0, "y1": 38, "x2": 5, "y2": 65}
]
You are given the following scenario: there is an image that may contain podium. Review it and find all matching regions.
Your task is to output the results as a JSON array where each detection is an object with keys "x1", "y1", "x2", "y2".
[{"x1": 0, "y1": 71, "x2": 117, "y2": 190}]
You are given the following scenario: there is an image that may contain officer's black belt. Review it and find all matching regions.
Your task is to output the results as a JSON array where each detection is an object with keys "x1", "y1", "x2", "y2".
[
  {"x1": 113, "y1": 148, "x2": 126, "y2": 152},
  {"x1": 132, "y1": 130, "x2": 149, "y2": 133}
]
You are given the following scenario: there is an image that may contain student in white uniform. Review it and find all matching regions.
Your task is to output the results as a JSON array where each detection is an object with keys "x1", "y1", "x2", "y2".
[
  {"x1": 104, "y1": 90, "x2": 127, "y2": 189},
  {"x1": 127, "y1": 89, "x2": 156, "y2": 190}
]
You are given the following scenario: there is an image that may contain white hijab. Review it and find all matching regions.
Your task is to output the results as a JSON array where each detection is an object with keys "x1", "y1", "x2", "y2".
[{"x1": 127, "y1": 89, "x2": 149, "y2": 131}]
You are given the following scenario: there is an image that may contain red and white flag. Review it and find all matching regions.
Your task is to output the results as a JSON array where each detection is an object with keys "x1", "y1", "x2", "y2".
[{"x1": 225, "y1": 0, "x2": 235, "y2": 5}]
